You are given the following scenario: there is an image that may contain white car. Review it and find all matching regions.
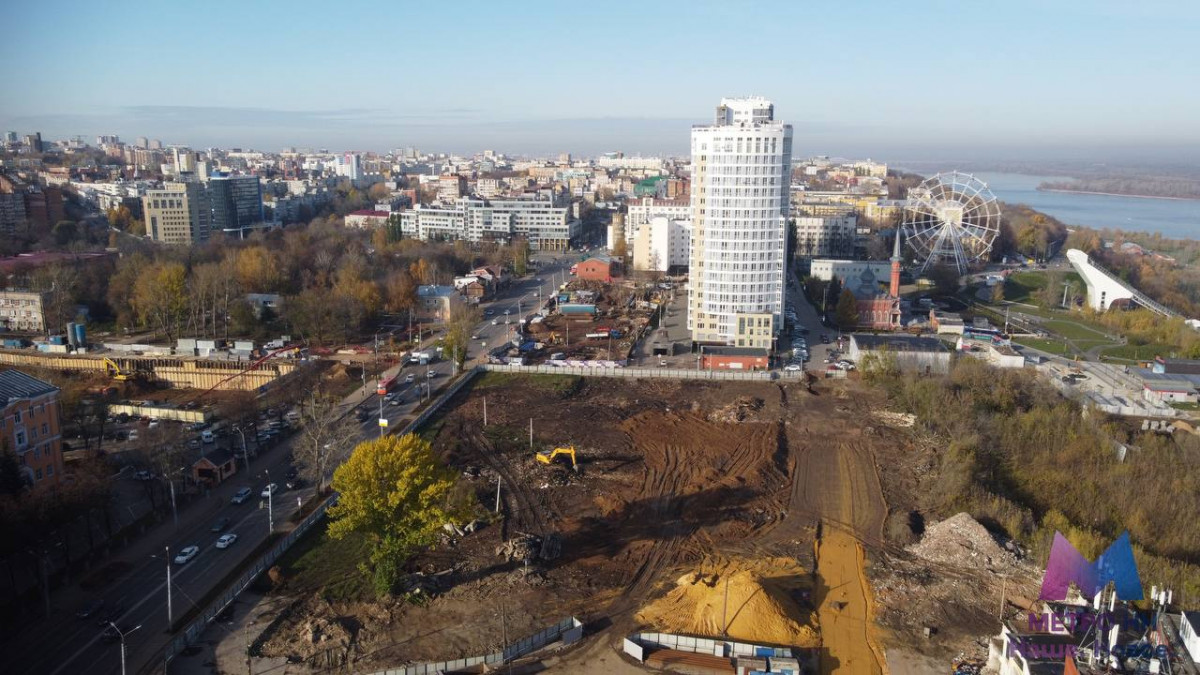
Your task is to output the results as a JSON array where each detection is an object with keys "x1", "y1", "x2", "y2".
[
  {"x1": 837, "y1": 360, "x2": 856, "y2": 371},
  {"x1": 426, "y1": 370, "x2": 436, "y2": 379},
  {"x1": 784, "y1": 363, "x2": 803, "y2": 372},
  {"x1": 492, "y1": 319, "x2": 499, "y2": 325},
  {"x1": 404, "y1": 374, "x2": 415, "y2": 383},
  {"x1": 173, "y1": 546, "x2": 200, "y2": 565},
  {"x1": 215, "y1": 534, "x2": 238, "y2": 549},
  {"x1": 261, "y1": 483, "x2": 278, "y2": 498}
]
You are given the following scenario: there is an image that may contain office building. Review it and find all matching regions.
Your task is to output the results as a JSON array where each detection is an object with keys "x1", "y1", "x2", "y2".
[
  {"x1": 0, "y1": 369, "x2": 65, "y2": 492},
  {"x1": 143, "y1": 182, "x2": 210, "y2": 244},
  {"x1": 688, "y1": 97, "x2": 793, "y2": 348},
  {"x1": 24, "y1": 133, "x2": 43, "y2": 153},
  {"x1": 208, "y1": 175, "x2": 264, "y2": 234},
  {"x1": 4, "y1": 131, "x2": 17, "y2": 144}
]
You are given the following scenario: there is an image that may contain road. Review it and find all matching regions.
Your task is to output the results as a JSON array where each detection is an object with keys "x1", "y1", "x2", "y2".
[
  {"x1": 17, "y1": 254, "x2": 573, "y2": 675},
  {"x1": 13, "y1": 433, "x2": 311, "y2": 675}
]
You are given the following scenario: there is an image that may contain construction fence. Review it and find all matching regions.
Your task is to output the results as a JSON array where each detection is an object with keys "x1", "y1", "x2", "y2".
[
  {"x1": 367, "y1": 617, "x2": 583, "y2": 675},
  {"x1": 625, "y1": 631, "x2": 797, "y2": 660},
  {"x1": 480, "y1": 363, "x2": 779, "y2": 382}
]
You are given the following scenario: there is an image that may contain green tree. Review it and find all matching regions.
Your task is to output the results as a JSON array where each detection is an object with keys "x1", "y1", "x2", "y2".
[
  {"x1": 52, "y1": 221, "x2": 78, "y2": 245},
  {"x1": 835, "y1": 288, "x2": 859, "y2": 330},
  {"x1": 927, "y1": 264, "x2": 961, "y2": 297},
  {"x1": 328, "y1": 434, "x2": 459, "y2": 596}
]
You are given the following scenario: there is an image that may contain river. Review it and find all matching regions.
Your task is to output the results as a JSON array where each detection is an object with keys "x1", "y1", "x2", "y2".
[{"x1": 967, "y1": 172, "x2": 1199, "y2": 240}]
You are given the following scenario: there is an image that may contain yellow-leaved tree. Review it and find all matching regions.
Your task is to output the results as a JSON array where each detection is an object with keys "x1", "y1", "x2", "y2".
[{"x1": 328, "y1": 434, "x2": 459, "y2": 596}]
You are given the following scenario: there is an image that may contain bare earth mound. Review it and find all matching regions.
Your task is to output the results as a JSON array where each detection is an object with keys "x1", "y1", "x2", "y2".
[{"x1": 636, "y1": 557, "x2": 819, "y2": 648}]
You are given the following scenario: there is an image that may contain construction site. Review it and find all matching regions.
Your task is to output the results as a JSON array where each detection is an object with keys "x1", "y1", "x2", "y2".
[
  {"x1": 493, "y1": 278, "x2": 673, "y2": 365},
  {"x1": 247, "y1": 372, "x2": 1040, "y2": 674}
]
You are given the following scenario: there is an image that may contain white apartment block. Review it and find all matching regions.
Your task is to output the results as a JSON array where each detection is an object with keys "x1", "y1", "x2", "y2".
[
  {"x1": 0, "y1": 290, "x2": 49, "y2": 332},
  {"x1": 688, "y1": 97, "x2": 793, "y2": 346},
  {"x1": 809, "y1": 259, "x2": 892, "y2": 285},
  {"x1": 399, "y1": 197, "x2": 579, "y2": 251},
  {"x1": 633, "y1": 216, "x2": 691, "y2": 272},
  {"x1": 595, "y1": 155, "x2": 665, "y2": 172},
  {"x1": 794, "y1": 214, "x2": 857, "y2": 258},
  {"x1": 142, "y1": 181, "x2": 210, "y2": 244},
  {"x1": 626, "y1": 197, "x2": 691, "y2": 245}
]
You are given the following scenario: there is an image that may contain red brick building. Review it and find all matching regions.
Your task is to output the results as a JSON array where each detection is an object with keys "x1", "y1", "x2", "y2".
[
  {"x1": 0, "y1": 370, "x2": 65, "y2": 492},
  {"x1": 701, "y1": 346, "x2": 770, "y2": 371},
  {"x1": 574, "y1": 256, "x2": 618, "y2": 282}
]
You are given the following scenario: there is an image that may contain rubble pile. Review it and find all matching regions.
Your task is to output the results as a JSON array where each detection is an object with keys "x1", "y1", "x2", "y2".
[
  {"x1": 908, "y1": 512, "x2": 1017, "y2": 571},
  {"x1": 708, "y1": 396, "x2": 765, "y2": 423}
]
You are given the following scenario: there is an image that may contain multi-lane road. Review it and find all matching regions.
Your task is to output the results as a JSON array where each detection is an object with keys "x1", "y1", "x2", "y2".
[{"x1": 14, "y1": 254, "x2": 573, "y2": 675}]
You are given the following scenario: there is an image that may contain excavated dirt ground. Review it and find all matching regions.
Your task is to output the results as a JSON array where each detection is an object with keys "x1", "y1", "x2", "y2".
[{"x1": 249, "y1": 374, "x2": 1020, "y2": 674}]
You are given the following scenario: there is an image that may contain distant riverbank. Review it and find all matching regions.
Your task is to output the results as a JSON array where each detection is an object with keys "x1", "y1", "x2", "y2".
[
  {"x1": 1037, "y1": 187, "x2": 1200, "y2": 202},
  {"x1": 966, "y1": 173, "x2": 1199, "y2": 240}
]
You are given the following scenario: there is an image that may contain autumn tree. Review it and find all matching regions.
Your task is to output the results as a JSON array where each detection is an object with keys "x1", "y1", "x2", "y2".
[
  {"x1": 30, "y1": 264, "x2": 80, "y2": 336},
  {"x1": 132, "y1": 262, "x2": 188, "y2": 340},
  {"x1": 442, "y1": 303, "x2": 481, "y2": 372},
  {"x1": 234, "y1": 247, "x2": 281, "y2": 293},
  {"x1": 328, "y1": 434, "x2": 460, "y2": 596},
  {"x1": 926, "y1": 264, "x2": 961, "y2": 298},
  {"x1": 294, "y1": 392, "x2": 358, "y2": 493},
  {"x1": 835, "y1": 288, "x2": 859, "y2": 331}
]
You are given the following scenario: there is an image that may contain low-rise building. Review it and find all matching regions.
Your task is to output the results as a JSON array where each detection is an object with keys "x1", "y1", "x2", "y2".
[
  {"x1": 344, "y1": 210, "x2": 391, "y2": 228},
  {"x1": 0, "y1": 289, "x2": 50, "y2": 332},
  {"x1": 0, "y1": 369, "x2": 65, "y2": 492},
  {"x1": 809, "y1": 259, "x2": 891, "y2": 285},
  {"x1": 1142, "y1": 381, "x2": 1197, "y2": 404},
  {"x1": 416, "y1": 285, "x2": 463, "y2": 322},
  {"x1": 575, "y1": 256, "x2": 618, "y2": 282},
  {"x1": 701, "y1": 346, "x2": 770, "y2": 371},
  {"x1": 848, "y1": 334, "x2": 951, "y2": 375},
  {"x1": 1182, "y1": 611, "x2": 1200, "y2": 664},
  {"x1": 192, "y1": 448, "x2": 238, "y2": 487}
]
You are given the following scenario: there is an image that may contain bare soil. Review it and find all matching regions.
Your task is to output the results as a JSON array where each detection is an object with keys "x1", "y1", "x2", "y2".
[{"x1": 248, "y1": 373, "x2": 1024, "y2": 674}]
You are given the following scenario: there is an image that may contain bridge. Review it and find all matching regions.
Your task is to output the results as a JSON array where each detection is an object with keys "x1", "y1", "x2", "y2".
[{"x1": 1065, "y1": 248, "x2": 1180, "y2": 317}]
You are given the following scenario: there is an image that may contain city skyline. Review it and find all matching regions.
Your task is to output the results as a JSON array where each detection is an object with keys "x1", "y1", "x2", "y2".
[{"x1": 3, "y1": 1, "x2": 1198, "y2": 162}]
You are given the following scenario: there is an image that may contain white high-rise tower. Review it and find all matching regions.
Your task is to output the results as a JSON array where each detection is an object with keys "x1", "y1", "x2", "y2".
[{"x1": 688, "y1": 97, "x2": 793, "y2": 349}]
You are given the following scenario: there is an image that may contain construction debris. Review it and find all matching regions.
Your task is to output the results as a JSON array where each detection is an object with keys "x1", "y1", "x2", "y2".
[{"x1": 908, "y1": 513, "x2": 1017, "y2": 571}]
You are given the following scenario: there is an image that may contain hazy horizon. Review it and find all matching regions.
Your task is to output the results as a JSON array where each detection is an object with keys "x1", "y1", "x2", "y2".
[{"x1": 3, "y1": 1, "x2": 1199, "y2": 164}]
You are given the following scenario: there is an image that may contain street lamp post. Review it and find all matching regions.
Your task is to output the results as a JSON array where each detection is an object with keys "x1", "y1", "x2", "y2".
[
  {"x1": 164, "y1": 545, "x2": 173, "y2": 625},
  {"x1": 265, "y1": 469, "x2": 273, "y2": 535},
  {"x1": 235, "y1": 427, "x2": 249, "y2": 472},
  {"x1": 107, "y1": 622, "x2": 141, "y2": 675}
]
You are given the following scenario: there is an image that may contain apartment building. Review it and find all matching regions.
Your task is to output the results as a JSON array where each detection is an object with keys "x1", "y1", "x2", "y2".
[
  {"x1": 633, "y1": 216, "x2": 691, "y2": 273},
  {"x1": 794, "y1": 213, "x2": 857, "y2": 258},
  {"x1": 0, "y1": 369, "x2": 65, "y2": 492},
  {"x1": 143, "y1": 181, "x2": 211, "y2": 244},
  {"x1": 208, "y1": 175, "x2": 264, "y2": 234},
  {"x1": 688, "y1": 97, "x2": 793, "y2": 346},
  {"x1": 0, "y1": 290, "x2": 50, "y2": 332},
  {"x1": 400, "y1": 197, "x2": 579, "y2": 251},
  {"x1": 625, "y1": 196, "x2": 691, "y2": 245}
]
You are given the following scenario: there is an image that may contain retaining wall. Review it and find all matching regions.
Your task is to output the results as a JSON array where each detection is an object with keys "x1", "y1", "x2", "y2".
[
  {"x1": 367, "y1": 617, "x2": 583, "y2": 675},
  {"x1": 627, "y1": 631, "x2": 796, "y2": 660}
]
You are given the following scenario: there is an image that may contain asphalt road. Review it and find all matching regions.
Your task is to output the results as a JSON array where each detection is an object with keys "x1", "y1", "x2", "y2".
[
  {"x1": 14, "y1": 436, "x2": 311, "y2": 675},
  {"x1": 20, "y1": 254, "x2": 574, "y2": 675}
]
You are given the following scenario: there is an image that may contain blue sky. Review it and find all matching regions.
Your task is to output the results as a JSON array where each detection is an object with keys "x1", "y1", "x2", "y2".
[{"x1": 2, "y1": 0, "x2": 1198, "y2": 162}]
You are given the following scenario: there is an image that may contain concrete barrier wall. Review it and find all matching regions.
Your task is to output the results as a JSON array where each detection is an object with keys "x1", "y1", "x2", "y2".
[
  {"x1": 0, "y1": 348, "x2": 299, "y2": 391},
  {"x1": 109, "y1": 404, "x2": 210, "y2": 423}
]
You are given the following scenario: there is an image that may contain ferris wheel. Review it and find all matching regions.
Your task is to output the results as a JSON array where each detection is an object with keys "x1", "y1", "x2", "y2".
[{"x1": 903, "y1": 172, "x2": 1001, "y2": 275}]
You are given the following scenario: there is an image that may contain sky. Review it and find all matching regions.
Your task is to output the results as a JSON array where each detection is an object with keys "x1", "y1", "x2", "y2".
[{"x1": 2, "y1": 0, "x2": 1198, "y2": 163}]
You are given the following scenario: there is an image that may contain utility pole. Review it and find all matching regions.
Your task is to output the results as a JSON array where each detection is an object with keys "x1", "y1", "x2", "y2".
[
  {"x1": 168, "y1": 476, "x2": 178, "y2": 527},
  {"x1": 494, "y1": 475, "x2": 501, "y2": 513},
  {"x1": 722, "y1": 575, "x2": 730, "y2": 636},
  {"x1": 528, "y1": 418, "x2": 533, "y2": 450},
  {"x1": 109, "y1": 622, "x2": 141, "y2": 675},
  {"x1": 483, "y1": 397, "x2": 487, "y2": 426}
]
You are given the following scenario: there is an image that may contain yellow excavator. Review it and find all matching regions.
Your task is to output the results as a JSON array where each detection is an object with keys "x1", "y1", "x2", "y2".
[
  {"x1": 536, "y1": 446, "x2": 579, "y2": 472},
  {"x1": 104, "y1": 357, "x2": 133, "y2": 382}
]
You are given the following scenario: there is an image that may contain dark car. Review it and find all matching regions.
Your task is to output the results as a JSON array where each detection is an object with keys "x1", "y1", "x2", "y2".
[
  {"x1": 96, "y1": 602, "x2": 125, "y2": 627},
  {"x1": 210, "y1": 517, "x2": 231, "y2": 533},
  {"x1": 286, "y1": 477, "x2": 304, "y2": 490},
  {"x1": 76, "y1": 598, "x2": 105, "y2": 620}
]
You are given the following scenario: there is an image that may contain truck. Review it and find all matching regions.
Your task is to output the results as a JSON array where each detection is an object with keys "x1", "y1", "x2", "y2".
[{"x1": 409, "y1": 351, "x2": 432, "y2": 365}]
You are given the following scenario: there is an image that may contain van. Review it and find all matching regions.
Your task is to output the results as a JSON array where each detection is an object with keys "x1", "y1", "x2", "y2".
[
  {"x1": 550, "y1": 352, "x2": 566, "y2": 361},
  {"x1": 201, "y1": 430, "x2": 215, "y2": 444}
]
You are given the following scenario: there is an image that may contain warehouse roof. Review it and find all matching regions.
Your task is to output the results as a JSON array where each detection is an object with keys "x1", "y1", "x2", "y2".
[{"x1": 0, "y1": 370, "x2": 58, "y2": 406}]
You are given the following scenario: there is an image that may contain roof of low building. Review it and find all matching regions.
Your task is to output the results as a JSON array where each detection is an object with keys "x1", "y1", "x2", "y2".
[
  {"x1": 703, "y1": 346, "x2": 770, "y2": 357},
  {"x1": 0, "y1": 370, "x2": 58, "y2": 406},
  {"x1": 417, "y1": 285, "x2": 456, "y2": 298},
  {"x1": 346, "y1": 209, "x2": 390, "y2": 217},
  {"x1": 851, "y1": 334, "x2": 947, "y2": 353},
  {"x1": 1143, "y1": 381, "x2": 1196, "y2": 393}
]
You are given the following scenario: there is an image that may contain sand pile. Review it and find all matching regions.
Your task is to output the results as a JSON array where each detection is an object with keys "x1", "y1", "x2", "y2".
[
  {"x1": 636, "y1": 558, "x2": 819, "y2": 647},
  {"x1": 909, "y1": 512, "x2": 1016, "y2": 570}
]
